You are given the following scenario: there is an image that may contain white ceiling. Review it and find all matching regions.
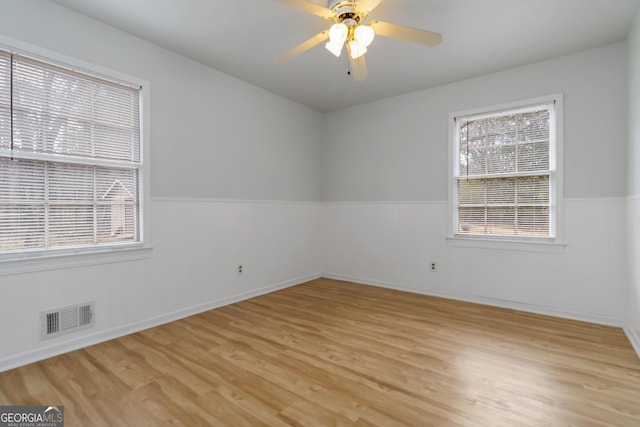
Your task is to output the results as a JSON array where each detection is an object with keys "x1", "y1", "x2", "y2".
[{"x1": 50, "y1": 0, "x2": 640, "y2": 112}]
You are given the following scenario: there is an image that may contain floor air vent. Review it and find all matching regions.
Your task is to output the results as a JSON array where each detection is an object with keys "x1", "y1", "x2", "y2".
[{"x1": 41, "y1": 302, "x2": 95, "y2": 340}]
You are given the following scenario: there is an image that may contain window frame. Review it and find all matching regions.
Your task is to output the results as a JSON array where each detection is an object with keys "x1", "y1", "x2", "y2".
[
  {"x1": 0, "y1": 35, "x2": 151, "y2": 264},
  {"x1": 447, "y1": 94, "x2": 564, "y2": 251}
]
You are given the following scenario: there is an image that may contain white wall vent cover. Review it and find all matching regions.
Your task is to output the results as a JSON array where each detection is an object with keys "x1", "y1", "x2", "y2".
[{"x1": 40, "y1": 302, "x2": 95, "y2": 340}]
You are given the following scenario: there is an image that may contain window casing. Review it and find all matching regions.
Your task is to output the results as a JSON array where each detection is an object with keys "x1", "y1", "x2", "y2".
[
  {"x1": 0, "y1": 49, "x2": 144, "y2": 257},
  {"x1": 450, "y1": 95, "x2": 562, "y2": 243}
]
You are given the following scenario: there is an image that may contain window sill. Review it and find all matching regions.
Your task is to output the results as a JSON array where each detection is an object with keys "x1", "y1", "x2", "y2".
[
  {"x1": 446, "y1": 236, "x2": 566, "y2": 254},
  {"x1": 0, "y1": 245, "x2": 154, "y2": 276}
]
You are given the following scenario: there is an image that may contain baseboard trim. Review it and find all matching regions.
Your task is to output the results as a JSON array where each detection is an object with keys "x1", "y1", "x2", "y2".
[
  {"x1": 0, "y1": 273, "x2": 321, "y2": 373},
  {"x1": 322, "y1": 273, "x2": 622, "y2": 327},
  {"x1": 322, "y1": 273, "x2": 396, "y2": 289},
  {"x1": 624, "y1": 325, "x2": 640, "y2": 359}
]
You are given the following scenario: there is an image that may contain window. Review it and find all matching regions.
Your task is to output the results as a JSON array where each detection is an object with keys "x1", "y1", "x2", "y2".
[
  {"x1": 0, "y1": 49, "x2": 143, "y2": 256},
  {"x1": 450, "y1": 95, "x2": 562, "y2": 242}
]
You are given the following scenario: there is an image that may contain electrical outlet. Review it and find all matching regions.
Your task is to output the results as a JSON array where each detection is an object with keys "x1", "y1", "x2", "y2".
[
  {"x1": 430, "y1": 262, "x2": 437, "y2": 272},
  {"x1": 237, "y1": 264, "x2": 244, "y2": 275}
]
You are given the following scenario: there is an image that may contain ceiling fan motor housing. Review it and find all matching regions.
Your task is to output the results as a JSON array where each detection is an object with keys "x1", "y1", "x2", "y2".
[{"x1": 329, "y1": 0, "x2": 362, "y2": 23}]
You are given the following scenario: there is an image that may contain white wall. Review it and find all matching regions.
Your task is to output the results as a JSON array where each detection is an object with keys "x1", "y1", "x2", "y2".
[
  {"x1": 321, "y1": 44, "x2": 628, "y2": 201},
  {"x1": 321, "y1": 44, "x2": 629, "y2": 325},
  {"x1": 0, "y1": 1, "x2": 323, "y2": 371},
  {"x1": 323, "y1": 199, "x2": 626, "y2": 324},
  {"x1": 626, "y1": 11, "x2": 640, "y2": 355},
  {"x1": 0, "y1": 1, "x2": 322, "y2": 201}
]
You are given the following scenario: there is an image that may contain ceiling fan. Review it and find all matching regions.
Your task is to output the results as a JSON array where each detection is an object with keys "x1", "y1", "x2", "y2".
[{"x1": 276, "y1": 0, "x2": 442, "y2": 81}]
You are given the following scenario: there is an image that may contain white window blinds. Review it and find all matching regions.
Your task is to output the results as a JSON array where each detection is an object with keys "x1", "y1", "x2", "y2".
[
  {"x1": 0, "y1": 50, "x2": 142, "y2": 254},
  {"x1": 454, "y1": 103, "x2": 554, "y2": 238}
]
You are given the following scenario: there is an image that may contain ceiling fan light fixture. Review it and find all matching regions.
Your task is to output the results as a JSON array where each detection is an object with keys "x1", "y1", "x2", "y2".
[
  {"x1": 354, "y1": 24, "x2": 375, "y2": 48},
  {"x1": 325, "y1": 22, "x2": 348, "y2": 57},
  {"x1": 348, "y1": 39, "x2": 367, "y2": 59},
  {"x1": 325, "y1": 40, "x2": 344, "y2": 57},
  {"x1": 328, "y1": 22, "x2": 348, "y2": 43}
]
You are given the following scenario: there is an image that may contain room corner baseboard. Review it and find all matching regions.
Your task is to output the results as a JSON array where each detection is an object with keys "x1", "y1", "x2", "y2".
[
  {"x1": 321, "y1": 273, "x2": 395, "y2": 289},
  {"x1": 624, "y1": 325, "x2": 640, "y2": 359},
  {"x1": 321, "y1": 273, "x2": 622, "y2": 328},
  {"x1": 0, "y1": 273, "x2": 321, "y2": 373}
]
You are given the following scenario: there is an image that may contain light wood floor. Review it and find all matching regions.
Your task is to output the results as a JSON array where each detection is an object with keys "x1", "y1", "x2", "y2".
[{"x1": 1, "y1": 278, "x2": 640, "y2": 426}]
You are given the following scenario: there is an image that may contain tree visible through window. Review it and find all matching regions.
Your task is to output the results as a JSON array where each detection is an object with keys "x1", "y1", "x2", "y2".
[
  {"x1": 452, "y1": 100, "x2": 557, "y2": 239},
  {"x1": 0, "y1": 50, "x2": 142, "y2": 254}
]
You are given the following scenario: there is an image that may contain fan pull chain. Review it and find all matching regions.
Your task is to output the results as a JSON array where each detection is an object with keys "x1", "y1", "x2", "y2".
[{"x1": 346, "y1": 52, "x2": 352, "y2": 76}]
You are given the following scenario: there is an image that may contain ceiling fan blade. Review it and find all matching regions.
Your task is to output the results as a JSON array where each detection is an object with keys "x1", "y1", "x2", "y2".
[
  {"x1": 356, "y1": 0, "x2": 385, "y2": 14},
  {"x1": 369, "y1": 20, "x2": 442, "y2": 46},
  {"x1": 347, "y1": 47, "x2": 368, "y2": 81},
  {"x1": 276, "y1": 0, "x2": 335, "y2": 19},
  {"x1": 277, "y1": 30, "x2": 330, "y2": 61}
]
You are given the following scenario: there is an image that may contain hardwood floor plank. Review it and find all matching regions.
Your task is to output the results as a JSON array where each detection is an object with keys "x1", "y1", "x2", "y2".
[{"x1": 1, "y1": 278, "x2": 639, "y2": 426}]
